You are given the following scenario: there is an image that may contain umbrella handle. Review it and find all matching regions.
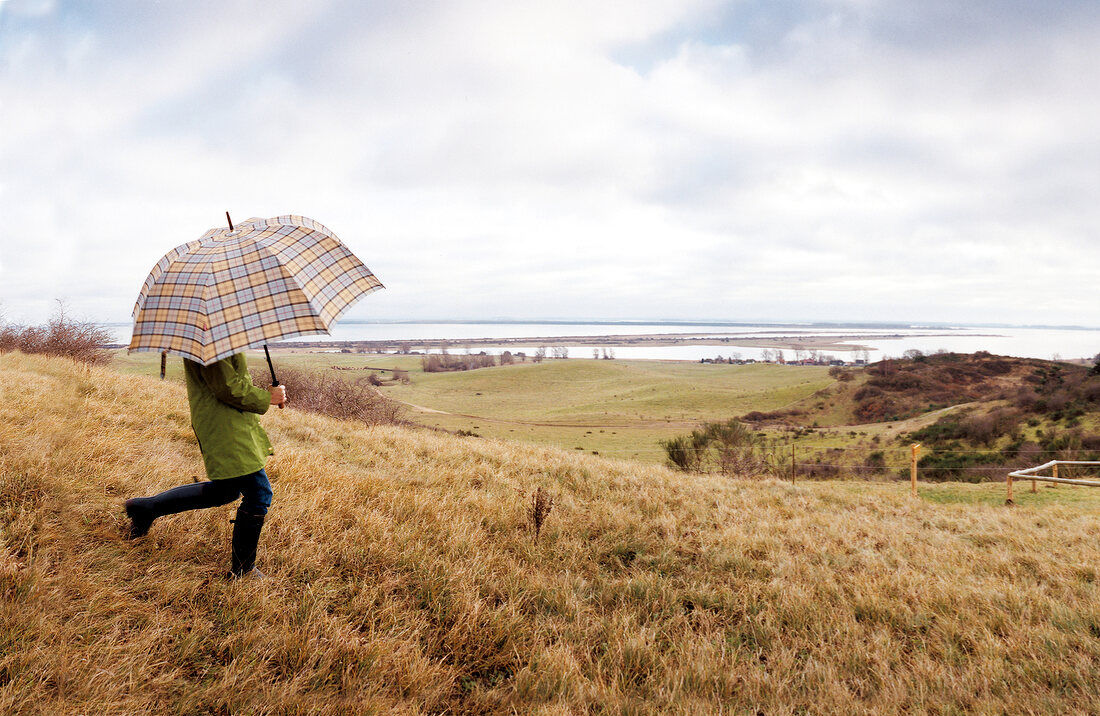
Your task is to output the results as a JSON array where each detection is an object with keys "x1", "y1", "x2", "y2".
[{"x1": 264, "y1": 344, "x2": 284, "y2": 409}]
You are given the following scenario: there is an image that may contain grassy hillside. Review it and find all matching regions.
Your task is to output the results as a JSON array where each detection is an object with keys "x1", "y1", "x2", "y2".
[
  {"x1": 382, "y1": 360, "x2": 833, "y2": 423},
  {"x1": 112, "y1": 350, "x2": 1100, "y2": 479},
  {"x1": 753, "y1": 352, "x2": 1100, "y2": 428},
  {"x1": 111, "y1": 351, "x2": 837, "y2": 462},
  {"x1": 8, "y1": 352, "x2": 1100, "y2": 713},
  {"x1": 383, "y1": 360, "x2": 836, "y2": 462}
]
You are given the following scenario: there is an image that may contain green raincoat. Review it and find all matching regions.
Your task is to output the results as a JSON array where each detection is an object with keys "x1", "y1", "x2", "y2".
[{"x1": 183, "y1": 353, "x2": 274, "y2": 479}]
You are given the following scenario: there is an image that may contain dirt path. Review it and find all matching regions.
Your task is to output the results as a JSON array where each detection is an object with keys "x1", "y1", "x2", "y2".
[
  {"x1": 398, "y1": 400, "x2": 450, "y2": 414},
  {"x1": 391, "y1": 398, "x2": 700, "y2": 429}
]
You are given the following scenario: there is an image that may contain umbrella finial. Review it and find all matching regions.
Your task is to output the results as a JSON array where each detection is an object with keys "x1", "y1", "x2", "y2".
[{"x1": 226, "y1": 211, "x2": 234, "y2": 231}]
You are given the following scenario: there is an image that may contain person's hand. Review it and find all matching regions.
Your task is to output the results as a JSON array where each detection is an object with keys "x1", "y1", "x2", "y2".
[{"x1": 269, "y1": 385, "x2": 287, "y2": 407}]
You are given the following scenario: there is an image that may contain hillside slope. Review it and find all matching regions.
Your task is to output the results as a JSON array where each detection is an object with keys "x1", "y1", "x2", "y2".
[
  {"x1": 758, "y1": 352, "x2": 1100, "y2": 429},
  {"x1": 4, "y1": 353, "x2": 1100, "y2": 714}
]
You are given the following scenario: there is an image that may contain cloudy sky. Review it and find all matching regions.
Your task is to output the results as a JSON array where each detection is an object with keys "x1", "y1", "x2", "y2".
[{"x1": 1, "y1": 0, "x2": 1098, "y2": 327}]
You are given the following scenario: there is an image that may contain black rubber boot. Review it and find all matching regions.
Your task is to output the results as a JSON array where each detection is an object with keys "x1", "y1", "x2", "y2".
[
  {"x1": 124, "y1": 482, "x2": 237, "y2": 539},
  {"x1": 229, "y1": 509, "x2": 266, "y2": 579},
  {"x1": 124, "y1": 498, "x2": 155, "y2": 539}
]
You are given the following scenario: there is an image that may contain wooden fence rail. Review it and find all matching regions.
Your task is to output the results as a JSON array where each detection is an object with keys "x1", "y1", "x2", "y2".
[{"x1": 1005, "y1": 460, "x2": 1100, "y2": 504}]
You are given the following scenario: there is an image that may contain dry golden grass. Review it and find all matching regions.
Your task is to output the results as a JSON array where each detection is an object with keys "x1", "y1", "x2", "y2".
[{"x1": 4, "y1": 352, "x2": 1100, "y2": 714}]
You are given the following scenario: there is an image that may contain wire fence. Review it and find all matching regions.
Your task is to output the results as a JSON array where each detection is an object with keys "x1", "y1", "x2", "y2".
[{"x1": 586, "y1": 442, "x2": 1100, "y2": 482}]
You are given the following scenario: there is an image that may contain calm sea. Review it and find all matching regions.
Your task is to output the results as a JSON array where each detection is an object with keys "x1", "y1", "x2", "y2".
[{"x1": 105, "y1": 322, "x2": 1100, "y2": 362}]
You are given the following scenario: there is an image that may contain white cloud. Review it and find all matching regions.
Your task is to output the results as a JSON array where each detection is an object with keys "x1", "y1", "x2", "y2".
[{"x1": 1, "y1": 1, "x2": 1098, "y2": 326}]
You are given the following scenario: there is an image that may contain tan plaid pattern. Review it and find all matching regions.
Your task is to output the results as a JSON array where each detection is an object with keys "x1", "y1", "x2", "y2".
[{"x1": 129, "y1": 215, "x2": 383, "y2": 365}]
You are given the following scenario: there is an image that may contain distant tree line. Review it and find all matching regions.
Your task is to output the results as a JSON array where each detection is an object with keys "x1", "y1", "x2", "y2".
[
  {"x1": 531, "y1": 346, "x2": 569, "y2": 363},
  {"x1": 422, "y1": 352, "x2": 497, "y2": 372},
  {"x1": 421, "y1": 341, "x2": 535, "y2": 372}
]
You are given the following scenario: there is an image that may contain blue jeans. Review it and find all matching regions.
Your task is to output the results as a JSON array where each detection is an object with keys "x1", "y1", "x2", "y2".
[{"x1": 145, "y1": 468, "x2": 272, "y2": 517}]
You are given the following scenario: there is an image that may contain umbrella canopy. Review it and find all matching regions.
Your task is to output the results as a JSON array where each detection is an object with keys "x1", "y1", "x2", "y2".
[{"x1": 129, "y1": 215, "x2": 383, "y2": 365}]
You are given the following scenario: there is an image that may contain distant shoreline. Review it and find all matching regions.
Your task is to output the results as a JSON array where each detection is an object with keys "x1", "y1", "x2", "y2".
[{"x1": 273, "y1": 331, "x2": 1002, "y2": 354}]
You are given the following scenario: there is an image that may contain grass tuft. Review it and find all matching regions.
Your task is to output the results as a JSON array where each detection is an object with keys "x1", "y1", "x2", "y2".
[{"x1": 528, "y1": 486, "x2": 554, "y2": 541}]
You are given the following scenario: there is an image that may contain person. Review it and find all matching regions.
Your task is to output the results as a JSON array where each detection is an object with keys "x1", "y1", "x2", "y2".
[{"x1": 124, "y1": 352, "x2": 287, "y2": 579}]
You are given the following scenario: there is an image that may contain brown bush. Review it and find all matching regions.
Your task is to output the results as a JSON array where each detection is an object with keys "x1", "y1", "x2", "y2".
[
  {"x1": 740, "y1": 408, "x2": 805, "y2": 424},
  {"x1": 1083, "y1": 381, "x2": 1100, "y2": 403},
  {"x1": 978, "y1": 359, "x2": 1013, "y2": 376},
  {"x1": 959, "y1": 408, "x2": 1021, "y2": 446},
  {"x1": 251, "y1": 366, "x2": 404, "y2": 425},
  {"x1": 421, "y1": 352, "x2": 496, "y2": 372},
  {"x1": 866, "y1": 371, "x2": 927, "y2": 392},
  {"x1": 853, "y1": 397, "x2": 902, "y2": 423},
  {"x1": 853, "y1": 385, "x2": 883, "y2": 402},
  {"x1": 0, "y1": 307, "x2": 112, "y2": 365},
  {"x1": 795, "y1": 461, "x2": 842, "y2": 479},
  {"x1": 846, "y1": 353, "x2": 1073, "y2": 424}
]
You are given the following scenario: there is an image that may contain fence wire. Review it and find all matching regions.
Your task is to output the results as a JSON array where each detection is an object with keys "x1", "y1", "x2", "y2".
[{"x1": 586, "y1": 441, "x2": 1098, "y2": 480}]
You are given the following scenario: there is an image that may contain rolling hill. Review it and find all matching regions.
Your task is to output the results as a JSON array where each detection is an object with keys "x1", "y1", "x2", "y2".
[{"x1": 4, "y1": 352, "x2": 1100, "y2": 713}]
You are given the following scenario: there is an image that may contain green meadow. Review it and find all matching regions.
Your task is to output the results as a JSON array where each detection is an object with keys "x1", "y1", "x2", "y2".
[
  {"x1": 113, "y1": 350, "x2": 839, "y2": 462},
  {"x1": 110, "y1": 349, "x2": 1092, "y2": 481}
]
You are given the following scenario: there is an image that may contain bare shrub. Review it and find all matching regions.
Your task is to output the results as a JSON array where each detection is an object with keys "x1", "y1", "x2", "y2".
[
  {"x1": 863, "y1": 451, "x2": 886, "y2": 475},
  {"x1": 1014, "y1": 386, "x2": 1039, "y2": 410},
  {"x1": 661, "y1": 433, "x2": 706, "y2": 471},
  {"x1": 795, "y1": 461, "x2": 842, "y2": 479},
  {"x1": 740, "y1": 408, "x2": 805, "y2": 424},
  {"x1": 251, "y1": 366, "x2": 404, "y2": 425},
  {"x1": 705, "y1": 420, "x2": 766, "y2": 477},
  {"x1": 421, "y1": 352, "x2": 496, "y2": 372},
  {"x1": 0, "y1": 304, "x2": 112, "y2": 365},
  {"x1": 1046, "y1": 392, "x2": 1070, "y2": 412},
  {"x1": 828, "y1": 365, "x2": 854, "y2": 381},
  {"x1": 662, "y1": 419, "x2": 770, "y2": 477},
  {"x1": 471, "y1": 352, "x2": 497, "y2": 369},
  {"x1": 959, "y1": 413, "x2": 997, "y2": 446}
]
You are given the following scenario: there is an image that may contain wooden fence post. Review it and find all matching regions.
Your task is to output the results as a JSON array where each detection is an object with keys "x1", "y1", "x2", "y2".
[
  {"x1": 911, "y1": 443, "x2": 921, "y2": 497},
  {"x1": 160, "y1": 351, "x2": 167, "y2": 380},
  {"x1": 1052, "y1": 462, "x2": 1058, "y2": 489},
  {"x1": 1006, "y1": 474, "x2": 1014, "y2": 505}
]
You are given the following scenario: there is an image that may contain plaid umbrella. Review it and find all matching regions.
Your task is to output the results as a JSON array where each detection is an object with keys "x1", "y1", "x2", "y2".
[{"x1": 129, "y1": 215, "x2": 384, "y2": 366}]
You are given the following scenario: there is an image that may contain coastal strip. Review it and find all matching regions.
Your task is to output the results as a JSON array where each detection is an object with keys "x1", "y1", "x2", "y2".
[{"x1": 274, "y1": 332, "x2": 1000, "y2": 354}]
